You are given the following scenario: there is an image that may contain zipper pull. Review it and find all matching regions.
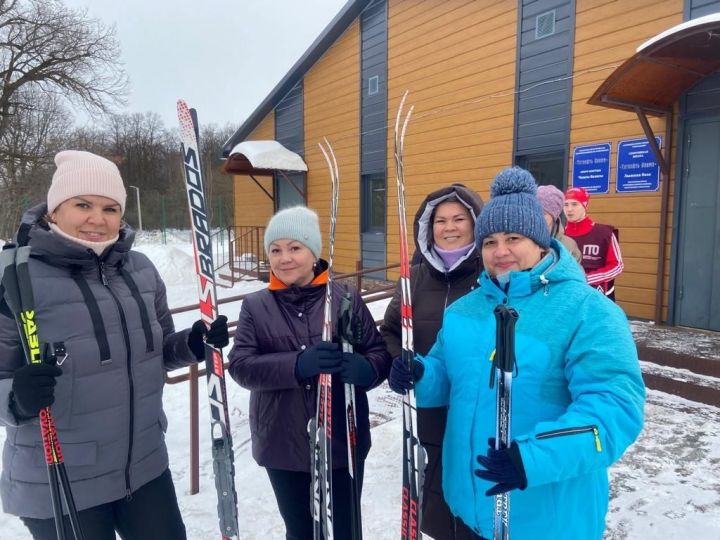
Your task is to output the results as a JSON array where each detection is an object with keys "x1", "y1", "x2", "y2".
[
  {"x1": 593, "y1": 427, "x2": 602, "y2": 452},
  {"x1": 540, "y1": 274, "x2": 549, "y2": 296},
  {"x1": 99, "y1": 262, "x2": 109, "y2": 286}
]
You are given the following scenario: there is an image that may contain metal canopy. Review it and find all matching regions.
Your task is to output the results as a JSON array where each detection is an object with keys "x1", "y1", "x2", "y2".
[
  {"x1": 588, "y1": 13, "x2": 720, "y2": 115},
  {"x1": 587, "y1": 13, "x2": 720, "y2": 326},
  {"x1": 221, "y1": 140, "x2": 308, "y2": 176},
  {"x1": 221, "y1": 140, "x2": 308, "y2": 203}
]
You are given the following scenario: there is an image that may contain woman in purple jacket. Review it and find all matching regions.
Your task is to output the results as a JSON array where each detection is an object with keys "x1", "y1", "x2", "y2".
[{"x1": 228, "y1": 206, "x2": 391, "y2": 539}]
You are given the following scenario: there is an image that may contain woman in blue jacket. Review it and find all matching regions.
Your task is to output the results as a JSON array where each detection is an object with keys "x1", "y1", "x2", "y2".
[{"x1": 390, "y1": 167, "x2": 645, "y2": 540}]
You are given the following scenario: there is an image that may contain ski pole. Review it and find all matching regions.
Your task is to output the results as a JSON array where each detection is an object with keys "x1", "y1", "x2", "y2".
[
  {"x1": 491, "y1": 305, "x2": 519, "y2": 540},
  {"x1": 337, "y1": 292, "x2": 363, "y2": 540}
]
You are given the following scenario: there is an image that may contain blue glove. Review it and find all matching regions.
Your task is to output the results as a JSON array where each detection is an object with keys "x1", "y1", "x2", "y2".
[
  {"x1": 388, "y1": 355, "x2": 424, "y2": 394},
  {"x1": 339, "y1": 352, "x2": 376, "y2": 388},
  {"x1": 296, "y1": 341, "x2": 343, "y2": 380},
  {"x1": 188, "y1": 315, "x2": 229, "y2": 360},
  {"x1": 474, "y1": 439, "x2": 527, "y2": 496}
]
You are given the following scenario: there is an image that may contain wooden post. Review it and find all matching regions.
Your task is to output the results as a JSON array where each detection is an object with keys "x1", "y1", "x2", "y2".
[{"x1": 355, "y1": 260, "x2": 362, "y2": 291}]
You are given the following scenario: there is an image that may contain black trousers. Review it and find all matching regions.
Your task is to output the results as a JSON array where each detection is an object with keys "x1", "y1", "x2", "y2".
[
  {"x1": 266, "y1": 464, "x2": 364, "y2": 540},
  {"x1": 21, "y1": 468, "x2": 186, "y2": 540}
]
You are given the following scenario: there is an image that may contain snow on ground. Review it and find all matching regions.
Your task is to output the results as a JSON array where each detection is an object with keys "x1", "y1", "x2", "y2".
[{"x1": 1, "y1": 234, "x2": 719, "y2": 538}]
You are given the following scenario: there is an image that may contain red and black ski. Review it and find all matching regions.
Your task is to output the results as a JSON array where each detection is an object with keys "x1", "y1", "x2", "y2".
[{"x1": 177, "y1": 99, "x2": 239, "y2": 540}]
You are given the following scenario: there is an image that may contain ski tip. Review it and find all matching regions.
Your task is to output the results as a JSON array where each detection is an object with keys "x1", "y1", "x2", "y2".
[{"x1": 176, "y1": 100, "x2": 195, "y2": 138}]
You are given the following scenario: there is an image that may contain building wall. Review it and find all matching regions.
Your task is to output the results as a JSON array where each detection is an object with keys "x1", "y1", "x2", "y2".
[
  {"x1": 229, "y1": 0, "x2": 702, "y2": 322},
  {"x1": 303, "y1": 20, "x2": 361, "y2": 273},
  {"x1": 385, "y1": 0, "x2": 519, "y2": 276},
  {"x1": 570, "y1": 0, "x2": 683, "y2": 319},
  {"x1": 232, "y1": 113, "x2": 275, "y2": 227}
]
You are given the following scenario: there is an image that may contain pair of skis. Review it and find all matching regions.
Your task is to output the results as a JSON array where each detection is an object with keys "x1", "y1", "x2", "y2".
[
  {"x1": 394, "y1": 93, "x2": 519, "y2": 540},
  {"x1": 393, "y1": 91, "x2": 428, "y2": 540},
  {"x1": 177, "y1": 100, "x2": 239, "y2": 540},
  {"x1": 310, "y1": 139, "x2": 363, "y2": 540},
  {"x1": 0, "y1": 245, "x2": 85, "y2": 540}
]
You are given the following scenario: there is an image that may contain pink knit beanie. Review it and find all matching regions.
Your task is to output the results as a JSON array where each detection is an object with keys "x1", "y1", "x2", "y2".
[
  {"x1": 47, "y1": 151, "x2": 127, "y2": 214},
  {"x1": 536, "y1": 185, "x2": 565, "y2": 221}
]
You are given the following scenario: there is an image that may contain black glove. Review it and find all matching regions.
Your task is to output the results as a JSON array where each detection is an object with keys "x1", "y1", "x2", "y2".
[
  {"x1": 474, "y1": 439, "x2": 527, "y2": 496},
  {"x1": 296, "y1": 341, "x2": 343, "y2": 380},
  {"x1": 388, "y1": 355, "x2": 424, "y2": 394},
  {"x1": 339, "y1": 351, "x2": 376, "y2": 388},
  {"x1": 11, "y1": 363, "x2": 63, "y2": 419},
  {"x1": 188, "y1": 315, "x2": 229, "y2": 360}
]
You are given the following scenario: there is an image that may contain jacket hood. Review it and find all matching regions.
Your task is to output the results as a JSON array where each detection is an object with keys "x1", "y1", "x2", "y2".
[
  {"x1": 479, "y1": 239, "x2": 587, "y2": 301},
  {"x1": 413, "y1": 184, "x2": 484, "y2": 273},
  {"x1": 15, "y1": 203, "x2": 135, "y2": 267}
]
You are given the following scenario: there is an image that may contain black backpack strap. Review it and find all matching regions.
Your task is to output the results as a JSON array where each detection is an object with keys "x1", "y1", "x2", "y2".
[{"x1": 15, "y1": 222, "x2": 32, "y2": 247}]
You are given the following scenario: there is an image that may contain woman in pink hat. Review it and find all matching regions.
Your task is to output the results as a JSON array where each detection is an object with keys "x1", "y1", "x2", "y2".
[
  {"x1": 536, "y1": 185, "x2": 582, "y2": 264},
  {"x1": 0, "y1": 150, "x2": 227, "y2": 539}
]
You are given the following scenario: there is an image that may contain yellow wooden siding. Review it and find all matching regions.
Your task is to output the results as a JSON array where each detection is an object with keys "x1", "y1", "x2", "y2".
[
  {"x1": 226, "y1": 0, "x2": 692, "y2": 326},
  {"x1": 231, "y1": 113, "x2": 275, "y2": 227},
  {"x1": 386, "y1": 0, "x2": 518, "y2": 278},
  {"x1": 303, "y1": 20, "x2": 360, "y2": 274},
  {"x1": 570, "y1": 0, "x2": 682, "y2": 319}
]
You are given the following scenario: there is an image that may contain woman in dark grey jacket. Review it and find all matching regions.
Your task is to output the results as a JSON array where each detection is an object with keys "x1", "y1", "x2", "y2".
[
  {"x1": 381, "y1": 183, "x2": 484, "y2": 540},
  {"x1": 228, "y1": 205, "x2": 391, "y2": 540},
  {"x1": 0, "y1": 151, "x2": 227, "y2": 539}
]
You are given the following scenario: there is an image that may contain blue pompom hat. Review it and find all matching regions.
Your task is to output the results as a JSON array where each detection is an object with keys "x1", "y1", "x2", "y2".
[{"x1": 475, "y1": 166, "x2": 551, "y2": 249}]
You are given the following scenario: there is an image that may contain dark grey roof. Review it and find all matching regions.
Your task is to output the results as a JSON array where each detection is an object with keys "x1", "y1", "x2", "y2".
[{"x1": 222, "y1": 0, "x2": 372, "y2": 157}]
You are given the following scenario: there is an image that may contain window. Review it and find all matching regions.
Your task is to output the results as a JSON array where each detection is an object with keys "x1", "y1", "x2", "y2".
[
  {"x1": 361, "y1": 173, "x2": 385, "y2": 232},
  {"x1": 275, "y1": 172, "x2": 306, "y2": 210},
  {"x1": 368, "y1": 75, "x2": 379, "y2": 96},
  {"x1": 536, "y1": 10, "x2": 556, "y2": 39},
  {"x1": 516, "y1": 152, "x2": 565, "y2": 190}
]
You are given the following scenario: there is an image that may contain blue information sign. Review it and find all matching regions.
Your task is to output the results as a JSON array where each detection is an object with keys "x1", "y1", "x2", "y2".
[
  {"x1": 616, "y1": 137, "x2": 662, "y2": 193},
  {"x1": 571, "y1": 143, "x2": 611, "y2": 194}
]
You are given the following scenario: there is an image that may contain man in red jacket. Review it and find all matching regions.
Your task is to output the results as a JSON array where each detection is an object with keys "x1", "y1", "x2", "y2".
[{"x1": 564, "y1": 187, "x2": 624, "y2": 301}]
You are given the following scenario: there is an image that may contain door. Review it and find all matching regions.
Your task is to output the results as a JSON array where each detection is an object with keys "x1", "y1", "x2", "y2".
[{"x1": 675, "y1": 117, "x2": 720, "y2": 331}]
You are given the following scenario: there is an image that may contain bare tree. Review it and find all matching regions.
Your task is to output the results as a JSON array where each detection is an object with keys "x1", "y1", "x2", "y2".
[
  {"x1": 0, "y1": 0, "x2": 127, "y2": 236},
  {"x1": 199, "y1": 123, "x2": 237, "y2": 228},
  {"x1": 0, "y1": 85, "x2": 71, "y2": 237},
  {"x1": 0, "y1": 0, "x2": 128, "y2": 138}
]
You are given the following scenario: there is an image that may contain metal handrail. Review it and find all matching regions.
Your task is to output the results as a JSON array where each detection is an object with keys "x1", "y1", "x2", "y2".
[{"x1": 213, "y1": 225, "x2": 268, "y2": 286}]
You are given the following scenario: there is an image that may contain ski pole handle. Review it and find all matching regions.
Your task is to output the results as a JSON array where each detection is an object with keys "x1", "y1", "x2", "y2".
[{"x1": 493, "y1": 305, "x2": 519, "y2": 374}]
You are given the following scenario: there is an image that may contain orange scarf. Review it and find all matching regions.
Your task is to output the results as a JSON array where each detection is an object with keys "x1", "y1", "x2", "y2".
[{"x1": 268, "y1": 268, "x2": 329, "y2": 291}]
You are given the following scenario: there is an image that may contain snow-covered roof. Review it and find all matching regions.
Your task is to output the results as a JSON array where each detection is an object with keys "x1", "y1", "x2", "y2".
[
  {"x1": 589, "y1": 12, "x2": 720, "y2": 114},
  {"x1": 222, "y1": 140, "x2": 308, "y2": 175},
  {"x1": 638, "y1": 12, "x2": 720, "y2": 52}
]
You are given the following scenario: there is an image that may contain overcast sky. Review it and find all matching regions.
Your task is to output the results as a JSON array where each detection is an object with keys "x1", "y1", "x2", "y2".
[{"x1": 63, "y1": 0, "x2": 348, "y2": 129}]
